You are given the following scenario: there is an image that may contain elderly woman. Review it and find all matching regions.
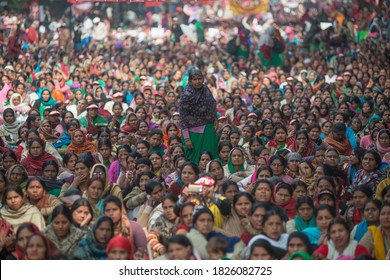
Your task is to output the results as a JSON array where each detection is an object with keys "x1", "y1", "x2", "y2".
[
  {"x1": 223, "y1": 147, "x2": 255, "y2": 183},
  {"x1": 6, "y1": 164, "x2": 29, "y2": 192},
  {"x1": 179, "y1": 68, "x2": 218, "y2": 163}
]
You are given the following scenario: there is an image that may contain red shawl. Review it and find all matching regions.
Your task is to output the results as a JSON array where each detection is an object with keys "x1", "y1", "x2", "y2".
[
  {"x1": 65, "y1": 129, "x2": 97, "y2": 157},
  {"x1": 288, "y1": 138, "x2": 316, "y2": 157},
  {"x1": 268, "y1": 137, "x2": 294, "y2": 149},
  {"x1": 323, "y1": 135, "x2": 352, "y2": 156},
  {"x1": 86, "y1": 115, "x2": 99, "y2": 136},
  {"x1": 20, "y1": 152, "x2": 57, "y2": 176},
  {"x1": 272, "y1": 197, "x2": 297, "y2": 219}
]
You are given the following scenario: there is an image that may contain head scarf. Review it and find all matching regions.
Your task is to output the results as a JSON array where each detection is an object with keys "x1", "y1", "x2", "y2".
[
  {"x1": 13, "y1": 222, "x2": 40, "y2": 260},
  {"x1": 173, "y1": 202, "x2": 195, "y2": 235},
  {"x1": 106, "y1": 236, "x2": 134, "y2": 260},
  {"x1": 39, "y1": 120, "x2": 59, "y2": 143},
  {"x1": 9, "y1": 93, "x2": 23, "y2": 107},
  {"x1": 227, "y1": 147, "x2": 248, "y2": 175},
  {"x1": 90, "y1": 163, "x2": 109, "y2": 195},
  {"x1": 65, "y1": 129, "x2": 97, "y2": 157},
  {"x1": 179, "y1": 69, "x2": 217, "y2": 129},
  {"x1": 24, "y1": 145, "x2": 58, "y2": 176},
  {"x1": 163, "y1": 122, "x2": 181, "y2": 147},
  {"x1": 376, "y1": 129, "x2": 390, "y2": 156},
  {"x1": 6, "y1": 164, "x2": 29, "y2": 192},
  {"x1": 120, "y1": 113, "x2": 138, "y2": 133},
  {"x1": 2, "y1": 108, "x2": 23, "y2": 141},
  {"x1": 39, "y1": 88, "x2": 57, "y2": 106},
  {"x1": 73, "y1": 88, "x2": 86, "y2": 104},
  {"x1": 25, "y1": 232, "x2": 56, "y2": 260}
]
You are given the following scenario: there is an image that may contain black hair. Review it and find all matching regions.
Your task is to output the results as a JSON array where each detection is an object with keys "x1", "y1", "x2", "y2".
[
  {"x1": 70, "y1": 198, "x2": 93, "y2": 227},
  {"x1": 51, "y1": 204, "x2": 72, "y2": 222},
  {"x1": 42, "y1": 159, "x2": 59, "y2": 173},
  {"x1": 145, "y1": 179, "x2": 163, "y2": 195},
  {"x1": 103, "y1": 195, "x2": 122, "y2": 211},
  {"x1": 232, "y1": 192, "x2": 254, "y2": 207},
  {"x1": 221, "y1": 180, "x2": 239, "y2": 194},
  {"x1": 63, "y1": 152, "x2": 78, "y2": 166},
  {"x1": 296, "y1": 196, "x2": 314, "y2": 210}
]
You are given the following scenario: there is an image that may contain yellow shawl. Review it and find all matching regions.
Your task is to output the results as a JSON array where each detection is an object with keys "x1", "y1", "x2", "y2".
[{"x1": 368, "y1": 225, "x2": 386, "y2": 260}]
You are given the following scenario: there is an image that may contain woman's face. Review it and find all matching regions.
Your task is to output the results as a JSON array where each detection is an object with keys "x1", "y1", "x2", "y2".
[
  {"x1": 275, "y1": 128, "x2": 287, "y2": 143},
  {"x1": 329, "y1": 223, "x2": 349, "y2": 249},
  {"x1": 224, "y1": 185, "x2": 239, "y2": 201},
  {"x1": 104, "y1": 202, "x2": 122, "y2": 225},
  {"x1": 275, "y1": 188, "x2": 291, "y2": 205},
  {"x1": 73, "y1": 131, "x2": 84, "y2": 145},
  {"x1": 293, "y1": 185, "x2": 307, "y2": 200},
  {"x1": 297, "y1": 202, "x2": 313, "y2": 221},
  {"x1": 4, "y1": 112, "x2": 14, "y2": 123},
  {"x1": 42, "y1": 90, "x2": 50, "y2": 101},
  {"x1": 75, "y1": 91, "x2": 83, "y2": 100},
  {"x1": 6, "y1": 190, "x2": 24, "y2": 210},
  {"x1": 181, "y1": 165, "x2": 196, "y2": 185},
  {"x1": 27, "y1": 180, "x2": 45, "y2": 201},
  {"x1": 263, "y1": 215, "x2": 283, "y2": 240},
  {"x1": 172, "y1": 147, "x2": 184, "y2": 158},
  {"x1": 167, "y1": 126, "x2": 178, "y2": 137},
  {"x1": 199, "y1": 153, "x2": 211, "y2": 171},
  {"x1": 262, "y1": 109, "x2": 272, "y2": 120},
  {"x1": 229, "y1": 133, "x2": 240, "y2": 147},
  {"x1": 254, "y1": 183, "x2": 272, "y2": 202},
  {"x1": 362, "y1": 153, "x2": 378, "y2": 172},
  {"x1": 270, "y1": 159, "x2": 284, "y2": 176},
  {"x1": 26, "y1": 235, "x2": 46, "y2": 260},
  {"x1": 113, "y1": 105, "x2": 123, "y2": 117},
  {"x1": 241, "y1": 127, "x2": 252, "y2": 141},
  {"x1": 95, "y1": 221, "x2": 113, "y2": 244},
  {"x1": 363, "y1": 202, "x2": 380, "y2": 224},
  {"x1": 263, "y1": 124, "x2": 274, "y2": 137},
  {"x1": 316, "y1": 209, "x2": 333, "y2": 232},
  {"x1": 194, "y1": 213, "x2": 214, "y2": 236},
  {"x1": 234, "y1": 196, "x2": 252, "y2": 218},
  {"x1": 72, "y1": 205, "x2": 91, "y2": 226},
  {"x1": 42, "y1": 164, "x2": 57, "y2": 180},
  {"x1": 136, "y1": 143, "x2": 149, "y2": 157},
  {"x1": 287, "y1": 237, "x2": 308, "y2": 255},
  {"x1": 218, "y1": 146, "x2": 230, "y2": 163},
  {"x1": 250, "y1": 247, "x2": 273, "y2": 260},
  {"x1": 299, "y1": 162, "x2": 312, "y2": 179},
  {"x1": 168, "y1": 243, "x2": 192, "y2": 260},
  {"x1": 230, "y1": 149, "x2": 244, "y2": 166},
  {"x1": 257, "y1": 169, "x2": 271, "y2": 180},
  {"x1": 2, "y1": 156, "x2": 16, "y2": 170},
  {"x1": 182, "y1": 205, "x2": 194, "y2": 227},
  {"x1": 378, "y1": 132, "x2": 390, "y2": 148},
  {"x1": 322, "y1": 122, "x2": 332, "y2": 134},
  {"x1": 87, "y1": 180, "x2": 104, "y2": 200},
  {"x1": 108, "y1": 248, "x2": 129, "y2": 260},
  {"x1": 325, "y1": 150, "x2": 339, "y2": 166},
  {"x1": 52, "y1": 214, "x2": 71, "y2": 239},
  {"x1": 209, "y1": 161, "x2": 224, "y2": 181},
  {"x1": 163, "y1": 199, "x2": 177, "y2": 222},
  {"x1": 138, "y1": 122, "x2": 149, "y2": 135},
  {"x1": 149, "y1": 153, "x2": 162, "y2": 170},
  {"x1": 379, "y1": 206, "x2": 390, "y2": 229},
  {"x1": 17, "y1": 228, "x2": 34, "y2": 252},
  {"x1": 136, "y1": 109, "x2": 146, "y2": 120},
  {"x1": 251, "y1": 207, "x2": 266, "y2": 231},
  {"x1": 75, "y1": 162, "x2": 89, "y2": 178},
  {"x1": 66, "y1": 155, "x2": 77, "y2": 171}
]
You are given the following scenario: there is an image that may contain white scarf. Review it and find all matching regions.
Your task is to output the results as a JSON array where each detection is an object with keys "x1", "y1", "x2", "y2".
[{"x1": 327, "y1": 239, "x2": 358, "y2": 260}]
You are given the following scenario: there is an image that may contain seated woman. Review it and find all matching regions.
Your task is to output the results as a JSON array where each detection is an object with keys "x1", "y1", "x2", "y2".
[
  {"x1": 343, "y1": 185, "x2": 373, "y2": 229},
  {"x1": 43, "y1": 204, "x2": 86, "y2": 256},
  {"x1": 283, "y1": 231, "x2": 314, "y2": 260},
  {"x1": 73, "y1": 216, "x2": 115, "y2": 260},
  {"x1": 248, "y1": 239, "x2": 276, "y2": 260},
  {"x1": 25, "y1": 232, "x2": 57, "y2": 260},
  {"x1": 106, "y1": 236, "x2": 134, "y2": 260},
  {"x1": 0, "y1": 185, "x2": 46, "y2": 231},
  {"x1": 265, "y1": 124, "x2": 293, "y2": 155},
  {"x1": 90, "y1": 163, "x2": 122, "y2": 200},
  {"x1": 243, "y1": 210, "x2": 289, "y2": 260},
  {"x1": 272, "y1": 182, "x2": 297, "y2": 219},
  {"x1": 205, "y1": 160, "x2": 226, "y2": 189},
  {"x1": 169, "y1": 161, "x2": 199, "y2": 198},
  {"x1": 40, "y1": 160, "x2": 63, "y2": 197},
  {"x1": 60, "y1": 155, "x2": 94, "y2": 197},
  {"x1": 286, "y1": 196, "x2": 316, "y2": 233},
  {"x1": 376, "y1": 129, "x2": 390, "y2": 162},
  {"x1": 70, "y1": 198, "x2": 93, "y2": 230},
  {"x1": 223, "y1": 147, "x2": 255, "y2": 183},
  {"x1": 65, "y1": 129, "x2": 97, "y2": 157},
  {"x1": 240, "y1": 202, "x2": 272, "y2": 245},
  {"x1": 351, "y1": 199, "x2": 381, "y2": 242},
  {"x1": 323, "y1": 122, "x2": 352, "y2": 157},
  {"x1": 26, "y1": 177, "x2": 62, "y2": 223},
  {"x1": 349, "y1": 149, "x2": 386, "y2": 195},
  {"x1": 165, "y1": 235, "x2": 198, "y2": 260},
  {"x1": 359, "y1": 203, "x2": 390, "y2": 259},
  {"x1": 313, "y1": 218, "x2": 370, "y2": 259},
  {"x1": 0, "y1": 108, "x2": 24, "y2": 149},
  {"x1": 85, "y1": 177, "x2": 105, "y2": 220},
  {"x1": 54, "y1": 121, "x2": 78, "y2": 155},
  {"x1": 269, "y1": 155, "x2": 293, "y2": 184},
  {"x1": 137, "y1": 180, "x2": 165, "y2": 229},
  {"x1": 147, "y1": 194, "x2": 180, "y2": 258},
  {"x1": 108, "y1": 145, "x2": 132, "y2": 184},
  {"x1": 20, "y1": 138, "x2": 58, "y2": 176},
  {"x1": 173, "y1": 202, "x2": 195, "y2": 236},
  {"x1": 186, "y1": 206, "x2": 245, "y2": 260},
  {"x1": 223, "y1": 193, "x2": 254, "y2": 237},
  {"x1": 288, "y1": 130, "x2": 316, "y2": 157},
  {"x1": 103, "y1": 195, "x2": 147, "y2": 259},
  {"x1": 6, "y1": 164, "x2": 29, "y2": 193},
  {"x1": 57, "y1": 152, "x2": 78, "y2": 181},
  {"x1": 1, "y1": 150, "x2": 18, "y2": 173},
  {"x1": 302, "y1": 204, "x2": 335, "y2": 246},
  {"x1": 38, "y1": 120, "x2": 59, "y2": 144}
]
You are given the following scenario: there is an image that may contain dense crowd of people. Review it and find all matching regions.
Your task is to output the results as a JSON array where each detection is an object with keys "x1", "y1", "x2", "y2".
[{"x1": 1, "y1": 1, "x2": 390, "y2": 260}]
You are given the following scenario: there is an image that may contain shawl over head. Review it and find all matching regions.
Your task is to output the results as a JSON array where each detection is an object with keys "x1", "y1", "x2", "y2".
[
  {"x1": 22, "y1": 150, "x2": 58, "y2": 176},
  {"x1": 179, "y1": 71, "x2": 217, "y2": 129},
  {"x1": 227, "y1": 147, "x2": 248, "y2": 175},
  {"x1": 13, "y1": 222, "x2": 40, "y2": 260},
  {"x1": 39, "y1": 88, "x2": 57, "y2": 106},
  {"x1": 376, "y1": 129, "x2": 390, "y2": 155},
  {"x1": 0, "y1": 204, "x2": 46, "y2": 231},
  {"x1": 288, "y1": 137, "x2": 316, "y2": 158},
  {"x1": 323, "y1": 134, "x2": 352, "y2": 156},
  {"x1": 6, "y1": 164, "x2": 29, "y2": 191},
  {"x1": 39, "y1": 120, "x2": 59, "y2": 143},
  {"x1": 65, "y1": 129, "x2": 97, "y2": 157},
  {"x1": 2, "y1": 108, "x2": 24, "y2": 140},
  {"x1": 106, "y1": 236, "x2": 134, "y2": 260}
]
